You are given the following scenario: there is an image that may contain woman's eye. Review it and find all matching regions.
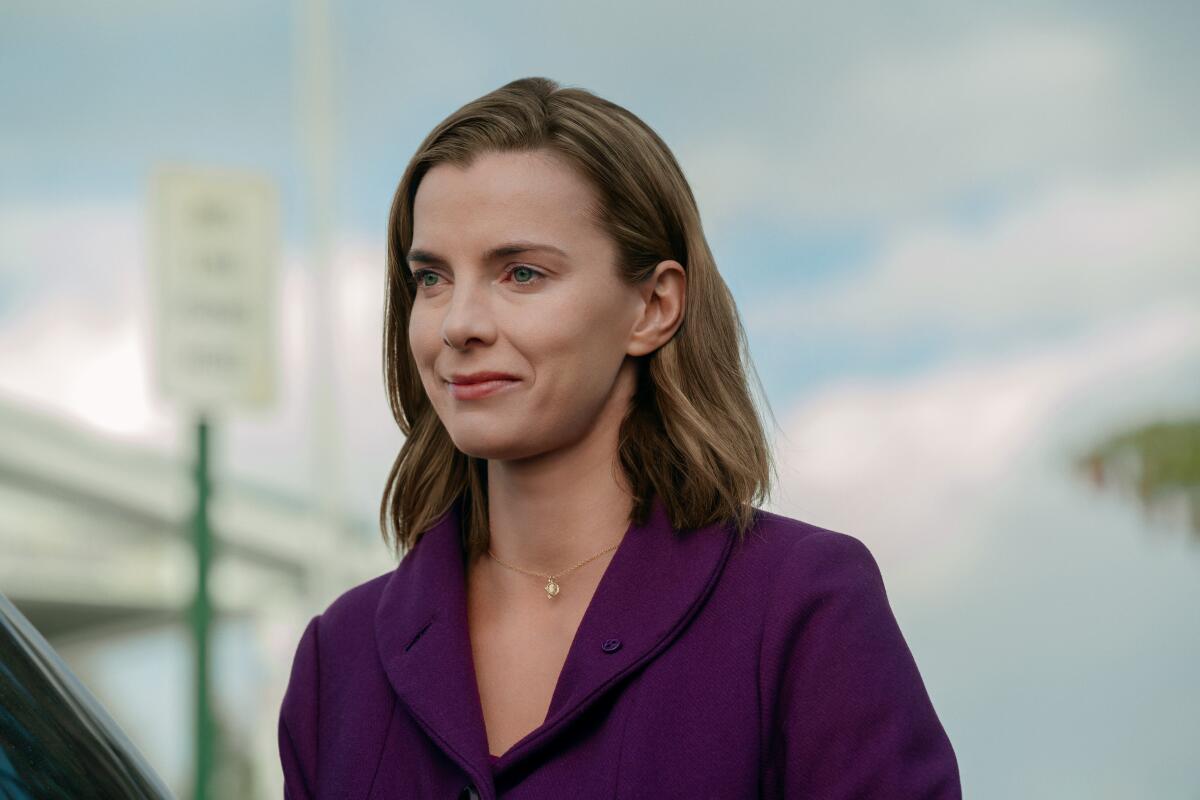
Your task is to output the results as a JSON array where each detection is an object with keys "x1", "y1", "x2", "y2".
[
  {"x1": 411, "y1": 265, "x2": 544, "y2": 290},
  {"x1": 508, "y1": 264, "x2": 545, "y2": 285},
  {"x1": 412, "y1": 269, "x2": 440, "y2": 287}
]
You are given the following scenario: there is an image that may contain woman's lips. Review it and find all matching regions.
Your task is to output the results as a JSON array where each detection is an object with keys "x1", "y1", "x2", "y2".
[{"x1": 446, "y1": 378, "x2": 521, "y2": 400}]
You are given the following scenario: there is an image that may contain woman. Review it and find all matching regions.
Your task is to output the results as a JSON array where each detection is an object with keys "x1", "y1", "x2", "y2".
[{"x1": 278, "y1": 76, "x2": 961, "y2": 799}]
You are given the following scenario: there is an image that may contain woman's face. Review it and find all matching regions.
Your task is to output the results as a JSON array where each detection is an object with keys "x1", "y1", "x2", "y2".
[{"x1": 407, "y1": 148, "x2": 652, "y2": 462}]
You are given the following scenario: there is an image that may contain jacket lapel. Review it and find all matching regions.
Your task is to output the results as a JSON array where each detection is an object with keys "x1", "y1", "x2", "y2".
[
  {"x1": 375, "y1": 492, "x2": 737, "y2": 783},
  {"x1": 374, "y1": 498, "x2": 492, "y2": 789}
]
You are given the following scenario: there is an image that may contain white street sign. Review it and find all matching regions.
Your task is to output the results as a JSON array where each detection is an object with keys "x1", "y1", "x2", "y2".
[{"x1": 150, "y1": 166, "x2": 279, "y2": 413}]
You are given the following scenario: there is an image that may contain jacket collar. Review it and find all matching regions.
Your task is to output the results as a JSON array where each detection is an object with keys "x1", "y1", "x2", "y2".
[{"x1": 374, "y1": 492, "x2": 736, "y2": 788}]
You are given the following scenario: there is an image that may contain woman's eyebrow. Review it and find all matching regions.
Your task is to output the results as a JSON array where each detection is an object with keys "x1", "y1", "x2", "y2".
[{"x1": 406, "y1": 240, "x2": 568, "y2": 267}]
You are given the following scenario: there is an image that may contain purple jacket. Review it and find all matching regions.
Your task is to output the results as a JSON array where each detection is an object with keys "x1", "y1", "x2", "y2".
[{"x1": 278, "y1": 494, "x2": 961, "y2": 799}]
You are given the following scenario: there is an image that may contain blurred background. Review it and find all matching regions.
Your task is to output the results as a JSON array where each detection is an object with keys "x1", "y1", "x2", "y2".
[{"x1": 2, "y1": 0, "x2": 1198, "y2": 798}]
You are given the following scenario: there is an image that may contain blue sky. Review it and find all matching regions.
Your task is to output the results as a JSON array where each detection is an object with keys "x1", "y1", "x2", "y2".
[{"x1": 2, "y1": 1, "x2": 1199, "y2": 797}]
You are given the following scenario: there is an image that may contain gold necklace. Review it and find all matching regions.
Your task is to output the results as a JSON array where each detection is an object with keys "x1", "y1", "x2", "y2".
[{"x1": 487, "y1": 539, "x2": 622, "y2": 599}]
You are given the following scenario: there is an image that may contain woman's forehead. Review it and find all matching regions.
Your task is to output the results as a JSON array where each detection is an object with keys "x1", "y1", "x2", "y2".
[
  {"x1": 412, "y1": 152, "x2": 605, "y2": 256},
  {"x1": 416, "y1": 151, "x2": 594, "y2": 219}
]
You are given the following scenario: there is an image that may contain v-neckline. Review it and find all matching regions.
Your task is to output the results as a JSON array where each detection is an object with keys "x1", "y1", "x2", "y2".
[
  {"x1": 375, "y1": 491, "x2": 737, "y2": 781},
  {"x1": 466, "y1": 538, "x2": 624, "y2": 764}
]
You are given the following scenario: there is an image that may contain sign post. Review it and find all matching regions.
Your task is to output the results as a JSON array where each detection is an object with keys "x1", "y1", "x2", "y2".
[{"x1": 150, "y1": 166, "x2": 279, "y2": 800}]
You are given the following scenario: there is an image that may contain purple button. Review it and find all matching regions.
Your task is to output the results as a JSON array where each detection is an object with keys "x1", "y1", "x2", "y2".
[{"x1": 601, "y1": 638, "x2": 622, "y2": 653}]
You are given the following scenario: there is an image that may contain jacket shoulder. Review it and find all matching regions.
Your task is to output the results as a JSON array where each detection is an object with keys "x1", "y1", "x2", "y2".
[
  {"x1": 316, "y1": 569, "x2": 394, "y2": 639},
  {"x1": 741, "y1": 507, "x2": 878, "y2": 579},
  {"x1": 278, "y1": 568, "x2": 399, "y2": 799},
  {"x1": 281, "y1": 568, "x2": 395, "y2": 703},
  {"x1": 304, "y1": 568, "x2": 398, "y2": 684},
  {"x1": 747, "y1": 510, "x2": 962, "y2": 796},
  {"x1": 742, "y1": 509, "x2": 893, "y2": 655}
]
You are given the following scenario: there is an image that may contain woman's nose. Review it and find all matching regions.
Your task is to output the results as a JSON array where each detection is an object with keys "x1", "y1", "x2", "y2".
[{"x1": 439, "y1": 282, "x2": 496, "y2": 349}]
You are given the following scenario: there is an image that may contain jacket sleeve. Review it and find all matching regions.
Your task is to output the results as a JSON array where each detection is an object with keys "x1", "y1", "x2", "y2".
[
  {"x1": 279, "y1": 614, "x2": 321, "y2": 800},
  {"x1": 761, "y1": 531, "x2": 962, "y2": 798}
]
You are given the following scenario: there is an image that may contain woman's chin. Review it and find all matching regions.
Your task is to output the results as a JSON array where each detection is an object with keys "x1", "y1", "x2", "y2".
[{"x1": 450, "y1": 434, "x2": 542, "y2": 462}]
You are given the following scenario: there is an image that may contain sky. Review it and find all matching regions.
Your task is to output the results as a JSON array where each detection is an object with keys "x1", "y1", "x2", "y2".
[{"x1": 2, "y1": 1, "x2": 1199, "y2": 797}]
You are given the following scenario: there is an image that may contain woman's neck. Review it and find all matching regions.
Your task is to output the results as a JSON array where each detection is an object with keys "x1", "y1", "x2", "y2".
[
  {"x1": 485, "y1": 486, "x2": 632, "y2": 573},
  {"x1": 478, "y1": 456, "x2": 634, "y2": 602}
]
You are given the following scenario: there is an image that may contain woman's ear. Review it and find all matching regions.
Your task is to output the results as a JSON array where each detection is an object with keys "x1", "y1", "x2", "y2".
[{"x1": 628, "y1": 260, "x2": 686, "y2": 357}]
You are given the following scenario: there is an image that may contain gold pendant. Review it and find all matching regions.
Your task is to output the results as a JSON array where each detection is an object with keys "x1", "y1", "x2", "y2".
[{"x1": 544, "y1": 577, "x2": 560, "y2": 599}]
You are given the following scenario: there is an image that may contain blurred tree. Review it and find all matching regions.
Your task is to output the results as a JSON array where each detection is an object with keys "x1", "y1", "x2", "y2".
[{"x1": 1075, "y1": 419, "x2": 1200, "y2": 540}]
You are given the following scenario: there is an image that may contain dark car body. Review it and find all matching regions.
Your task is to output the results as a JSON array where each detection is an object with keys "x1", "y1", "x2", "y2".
[{"x1": 0, "y1": 591, "x2": 174, "y2": 799}]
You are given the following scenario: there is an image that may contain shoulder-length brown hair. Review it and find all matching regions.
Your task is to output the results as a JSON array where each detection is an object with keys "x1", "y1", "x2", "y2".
[{"x1": 380, "y1": 76, "x2": 779, "y2": 562}]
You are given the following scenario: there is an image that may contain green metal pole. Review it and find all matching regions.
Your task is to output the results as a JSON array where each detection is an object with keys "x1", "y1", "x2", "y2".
[{"x1": 191, "y1": 416, "x2": 215, "y2": 800}]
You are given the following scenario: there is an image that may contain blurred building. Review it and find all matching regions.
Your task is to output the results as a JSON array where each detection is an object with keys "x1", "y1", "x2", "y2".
[{"x1": 0, "y1": 396, "x2": 392, "y2": 799}]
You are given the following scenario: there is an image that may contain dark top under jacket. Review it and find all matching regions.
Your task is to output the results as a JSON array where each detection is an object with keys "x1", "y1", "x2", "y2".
[{"x1": 278, "y1": 493, "x2": 962, "y2": 799}]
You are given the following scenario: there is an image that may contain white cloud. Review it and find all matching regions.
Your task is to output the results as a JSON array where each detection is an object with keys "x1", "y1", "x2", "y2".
[
  {"x1": 0, "y1": 202, "x2": 168, "y2": 441},
  {"x1": 0, "y1": 202, "x2": 142, "y2": 297},
  {"x1": 748, "y1": 165, "x2": 1200, "y2": 336},
  {"x1": 0, "y1": 294, "x2": 167, "y2": 440},
  {"x1": 0, "y1": 202, "x2": 400, "y2": 524},
  {"x1": 767, "y1": 301, "x2": 1200, "y2": 596},
  {"x1": 680, "y1": 23, "x2": 1139, "y2": 226},
  {"x1": 849, "y1": 25, "x2": 1114, "y2": 107},
  {"x1": 773, "y1": 302, "x2": 1200, "y2": 798}
]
